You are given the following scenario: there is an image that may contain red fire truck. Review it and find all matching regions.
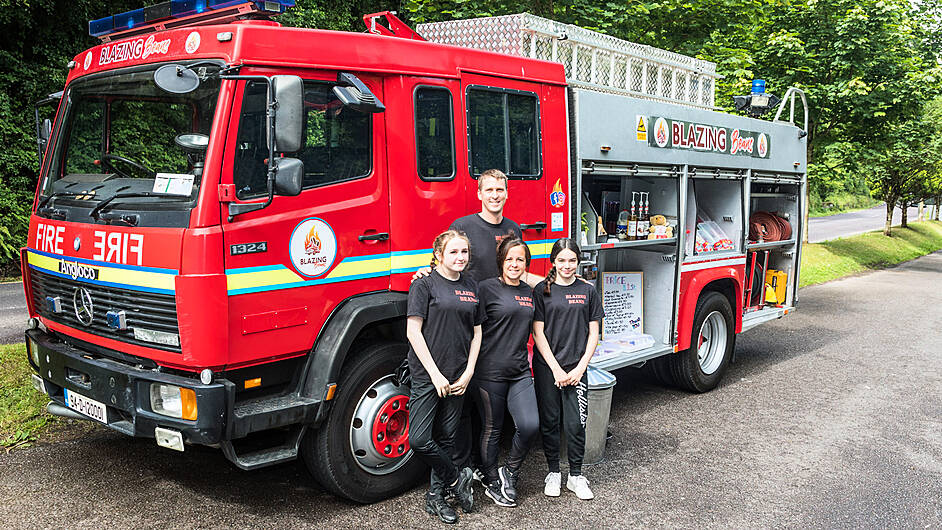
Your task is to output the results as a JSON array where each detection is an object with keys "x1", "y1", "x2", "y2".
[{"x1": 23, "y1": 1, "x2": 807, "y2": 503}]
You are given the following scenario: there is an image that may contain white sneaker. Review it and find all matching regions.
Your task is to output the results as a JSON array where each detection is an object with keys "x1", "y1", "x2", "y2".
[
  {"x1": 543, "y1": 472, "x2": 561, "y2": 497},
  {"x1": 566, "y1": 474, "x2": 594, "y2": 500}
]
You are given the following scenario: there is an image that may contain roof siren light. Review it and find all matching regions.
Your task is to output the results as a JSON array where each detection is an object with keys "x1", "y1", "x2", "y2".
[{"x1": 89, "y1": 0, "x2": 296, "y2": 39}]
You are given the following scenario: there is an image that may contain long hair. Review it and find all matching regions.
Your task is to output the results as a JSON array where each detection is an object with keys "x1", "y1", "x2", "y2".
[
  {"x1": 495, "y1": 233, "x2": 530, "y2": 283},
  {"x1": 429, "y1": 229, "x2": 470, "y2": 269},
  {"x1": 544, "y1": 238, "x2": 581, "y2": 296}
]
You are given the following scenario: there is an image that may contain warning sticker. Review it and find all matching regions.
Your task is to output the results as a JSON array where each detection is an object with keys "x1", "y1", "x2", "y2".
[{"x1": 636, "y1": 115, "x2": 648, "y2": 142}]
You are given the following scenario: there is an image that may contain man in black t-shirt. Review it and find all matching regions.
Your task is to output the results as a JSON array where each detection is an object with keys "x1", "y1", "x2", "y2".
[{"x1": 415, "y1": 169, "x2": 540, "y2": 286}]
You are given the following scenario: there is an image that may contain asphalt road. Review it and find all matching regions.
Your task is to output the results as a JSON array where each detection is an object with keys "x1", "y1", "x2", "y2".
[
  {"x1": 808, "y1": 204, "x2": 928, "y2": 243},
  {"x1": 2, "y1": 252, "x2": 939, "y2": 528},
  {"x1": 0, "y1": 282, "x2": 26, "y2": 344}
]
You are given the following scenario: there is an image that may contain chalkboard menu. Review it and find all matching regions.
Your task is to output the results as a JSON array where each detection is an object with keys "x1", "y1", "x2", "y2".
[{"x1": 601, "y1": 272, "x2": 644, "y2": 337}]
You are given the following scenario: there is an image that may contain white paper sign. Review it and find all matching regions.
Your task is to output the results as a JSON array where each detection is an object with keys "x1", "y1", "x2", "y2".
[
  {"x1": 551, "y1": 211, "x2": 564, "y2": 231},
  {"x1": 153, "y1": 173, "x2": 195, "y2": 196},
  {"x1": 601, "y1": 271, "x2": 644, "y2": 337}
]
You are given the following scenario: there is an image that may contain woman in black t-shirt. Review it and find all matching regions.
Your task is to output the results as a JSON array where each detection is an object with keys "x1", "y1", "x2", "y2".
[
  {"x1": 407, "y1": 230, "x2": 484, "y2": 523},
  {"x1": 532, "y1": 238, "x2": 602, "y2": 501},
  {"x1": 471, "y1": 236, "x2": 539, "y2": 508}
]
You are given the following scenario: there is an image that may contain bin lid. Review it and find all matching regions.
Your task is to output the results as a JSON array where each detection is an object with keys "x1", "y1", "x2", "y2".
[{"x1": 587, "y1": 365, "x2": 617, "y2": 390}]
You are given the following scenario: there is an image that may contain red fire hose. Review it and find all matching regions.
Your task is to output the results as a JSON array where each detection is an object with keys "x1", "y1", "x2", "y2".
[{"x1": 749, "y1": 212, "x2": 792, "y2": 242}]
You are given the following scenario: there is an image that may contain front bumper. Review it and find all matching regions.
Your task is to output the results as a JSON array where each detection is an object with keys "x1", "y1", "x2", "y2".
[{"x1": 27, "y1": 328, "x2": 232, "y2": 445}]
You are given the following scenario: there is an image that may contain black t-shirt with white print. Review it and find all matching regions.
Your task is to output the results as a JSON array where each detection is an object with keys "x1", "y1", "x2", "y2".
[
  {"x1": 533, "y1": 280, "x2": 604, "y2": 371},
  {"x1": 475, "y1": 278, "x2": 535, "y2": 382},
  {"x1": 407, "y1": 270, "x2": 486, "y2": 383},
  {"x1": 450, "y1": 214, "x2": 523, "y2": 283}
]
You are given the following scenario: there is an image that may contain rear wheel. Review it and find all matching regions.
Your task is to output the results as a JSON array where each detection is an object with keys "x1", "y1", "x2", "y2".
[
  {"x1": 301, "y1": 341, "x2": 426, "y2": 503},
  {"x1": 669, "y1": 291, "x2": 735, "y2": 393}
]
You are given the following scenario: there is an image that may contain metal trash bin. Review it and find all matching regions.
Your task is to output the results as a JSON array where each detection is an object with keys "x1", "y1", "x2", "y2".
[
  {"x1": 560, "y1": 365, "x2": 618, "y2": 465},
  {"x1": 584, "y1": 365, "x2": 617, "y2": 464}
]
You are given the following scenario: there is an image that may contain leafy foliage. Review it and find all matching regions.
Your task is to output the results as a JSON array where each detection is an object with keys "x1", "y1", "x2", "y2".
[{"x1": 0, "y1": 0, "x2": 939, "y2": 273}]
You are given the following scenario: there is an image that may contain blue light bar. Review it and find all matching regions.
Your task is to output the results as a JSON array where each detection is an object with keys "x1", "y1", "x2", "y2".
[
  {"x1": 114, "y1": 8, "x2": 146, "y2": 32},
  {"x1": 89, "y1": 0, "x2": 296, "y2": 38},
  {"x1": 89, "y1": 15, "x2": 114, "y2": 37}
]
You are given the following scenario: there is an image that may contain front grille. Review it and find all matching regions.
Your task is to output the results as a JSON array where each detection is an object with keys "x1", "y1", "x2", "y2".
[{"x1": 29, "y1": 268, "x2": 182, "y2": 353}]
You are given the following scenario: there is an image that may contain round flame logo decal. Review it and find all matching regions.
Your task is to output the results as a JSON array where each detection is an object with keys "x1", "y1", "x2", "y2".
[
  {"x1": 654, "y1": 117, "x2": 669, "y2": 148},
  {"x1": 290, "y1": 218, "x2": 337, "y2": 278},
  {"x1": 757, "y1": 133, "x2": 768, "y2": 158}
]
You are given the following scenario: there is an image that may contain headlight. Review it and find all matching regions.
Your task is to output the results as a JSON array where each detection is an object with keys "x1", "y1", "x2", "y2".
[
  {"x1": 149, "y1": 383, "x2": 197, "y2": 420},
  {"x1": 27, "y1": 338, "x2": 40, "y2": 367}
]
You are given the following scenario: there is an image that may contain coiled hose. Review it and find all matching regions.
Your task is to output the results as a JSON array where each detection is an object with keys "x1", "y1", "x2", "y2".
[{"x1": 749, "y1": 212, "x2": 792, "y2": 242}]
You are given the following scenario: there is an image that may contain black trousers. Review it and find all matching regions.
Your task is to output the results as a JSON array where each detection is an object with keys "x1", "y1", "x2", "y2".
[
  {"x1": 533, "y1": 361, "x2": 588, "y2": 476},
  {"x1": 452, "y1": 392, "x2": 480, "y2": 472},
  {"x1": 409, "y1": 379, "x2": 464, "y2": 494},
  {"x1": 470, "y1": 376, "x2": 540, "y2": 485}
]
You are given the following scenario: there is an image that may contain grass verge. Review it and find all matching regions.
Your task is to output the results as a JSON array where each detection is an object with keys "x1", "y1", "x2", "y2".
[
  {"x1": 0, "y1": 343, "x2": 59, "y2": 450},
  {"x1": 800, "y1": 221, "x2": 942, "y2": 287}
]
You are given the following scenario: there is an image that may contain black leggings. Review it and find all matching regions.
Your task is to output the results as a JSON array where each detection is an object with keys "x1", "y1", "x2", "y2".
[
  {"x1": 470, "y1": 376, "x2": 540, "y2": 485},
  {"x1": 533, "y1": 361, "x2": 588, "y2": 476}
]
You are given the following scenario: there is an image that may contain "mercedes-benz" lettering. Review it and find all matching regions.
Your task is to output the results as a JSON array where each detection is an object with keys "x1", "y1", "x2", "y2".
[{"x1": 59, "y1": 261, "x2": 99, "y2": 281}]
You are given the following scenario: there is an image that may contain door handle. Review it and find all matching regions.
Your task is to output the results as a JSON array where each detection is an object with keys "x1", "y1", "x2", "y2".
[
  {"x1": 520, "y1": 222, "x2": 547, "y2": 230},
  {"x1": 358, "y1": 232, "x2": 390, "y2": 242}
]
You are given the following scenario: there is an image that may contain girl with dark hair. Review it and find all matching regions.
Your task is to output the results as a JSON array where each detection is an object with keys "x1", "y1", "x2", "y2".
[
  {"x1": 471, "y1": 235, "x2": 540, "y2": 507},
  {"x1": 406, "y1": 230, "x2": 484, "y2": 523},
  {"x1": 532, "y1": 238, "x2": 603, "y2": 501}
]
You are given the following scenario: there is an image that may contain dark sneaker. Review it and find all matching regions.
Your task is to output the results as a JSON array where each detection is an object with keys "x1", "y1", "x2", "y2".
[
  {"x1": 484, "y1": 482, "x2": 516, "y2": 507},
  {"x1": 449, "y1": 467, "x2": 474, "y2": 513},
  {"x1": 425, "y1": 492, "x2": 459, "y2": 524},
  {"x1": 498, "y1": 466, "x2": 518, "y2": 503}
]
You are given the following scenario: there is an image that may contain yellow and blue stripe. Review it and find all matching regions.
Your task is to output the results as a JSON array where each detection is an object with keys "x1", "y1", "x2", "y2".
[
  {"x1": 26, "y1": 248, "x2": 177, "y2": 295},
  {"x1": 226, "y1": 239, "x2": 555, "y2": 296}
]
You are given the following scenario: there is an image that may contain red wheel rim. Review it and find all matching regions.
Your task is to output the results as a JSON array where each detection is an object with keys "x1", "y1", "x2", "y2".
[{"x1": 371, "y1": 394, "x2": 410, "y2": 458}]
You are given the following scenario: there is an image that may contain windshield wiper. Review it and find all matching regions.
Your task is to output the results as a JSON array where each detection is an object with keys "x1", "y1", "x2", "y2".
[
  {"x1": 36, "y1": 192, "x2": 91, "y2": 220},
  {"x1": 89, "y1": 192, "x2": 192, "y2": 225}
]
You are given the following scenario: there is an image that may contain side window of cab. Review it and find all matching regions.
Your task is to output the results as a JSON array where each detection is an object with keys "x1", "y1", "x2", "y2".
[{"x1": 233, "y1": 81, "x2": 372, "y2": 199}]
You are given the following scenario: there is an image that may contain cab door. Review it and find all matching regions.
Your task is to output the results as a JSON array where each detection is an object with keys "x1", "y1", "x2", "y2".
[
  {"x1": 460, "y1": 73, "x2": 552, "y2": 275},
  {"x1": 220, "y1": 69, "x2": 389, "y2": 367},
  {"x1": 386, "y1": 75, "x2": 463, "y2": 292}
]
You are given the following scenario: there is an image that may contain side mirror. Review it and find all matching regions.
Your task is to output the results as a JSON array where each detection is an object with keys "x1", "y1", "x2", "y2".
[
  {"x1": 273, "y1": 157, "x2": 303, "y2": 196},
  {"x1": 40, "y1": 119, "x2": 52, "y2": 143},
  {"x1": 38, "y1": 119, "x2": 53, "y2": 160},
  {"x1": 271, "y1": 75, "x2": 304, "y2": 153},
  {"x1": 333, "y1": 72, "x2": 385, "y2": 113}
]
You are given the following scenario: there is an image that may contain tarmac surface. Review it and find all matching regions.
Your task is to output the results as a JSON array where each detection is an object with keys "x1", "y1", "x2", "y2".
[
  {"x1": 1, "y1": 252, "x2": 939, "y2": 528},
  {"x1": 807, "y1": 204, "x2": 925, "y2": 243}
]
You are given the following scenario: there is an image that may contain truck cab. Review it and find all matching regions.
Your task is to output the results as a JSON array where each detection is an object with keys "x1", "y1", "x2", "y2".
[{"x1": 24, "y1": 3, "x2": 566, "y2": 503}]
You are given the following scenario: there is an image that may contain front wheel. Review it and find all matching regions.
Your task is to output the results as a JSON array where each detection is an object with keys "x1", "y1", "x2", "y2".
[
  {"x1": 669, "y1": 291, "x2": 735, "y2": 393},
  {"x1": 301, "y1": 341, "x2": 426, "y2": 503}
]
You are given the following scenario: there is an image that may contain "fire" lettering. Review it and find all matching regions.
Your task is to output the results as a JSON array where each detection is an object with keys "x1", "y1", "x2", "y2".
[{"x1": 93, "y1": 231, "x2": 144, "y2": 266}]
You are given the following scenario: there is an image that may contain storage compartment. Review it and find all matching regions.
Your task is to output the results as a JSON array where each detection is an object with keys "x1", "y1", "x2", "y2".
[
  {"x1": 579, "y1": 165, "x2": 680, "y2": 248},
  {"x1": 743, "y1": 178, "x2": 801, "y2": 315},
  {"x1": 747, "y1": 181, "x2": 799, "y2": 246},
  {"x1": 684, "y1": 174, "x2": 744, "y2": 257},
  {"x1": 585, "y1": 246, "x2": 677, "y2": 370}
]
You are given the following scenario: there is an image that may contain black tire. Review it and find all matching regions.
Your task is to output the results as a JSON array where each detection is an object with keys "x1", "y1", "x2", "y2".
[
  {"x1": 642, "y1": 355, "x2": 676, "y2": 387},
  {"x1": 301, "y1": 341, "x2": 426, "y2": 503},
  {"x1": 669, "y1": 291, "x2": 735, "y2": 393}
]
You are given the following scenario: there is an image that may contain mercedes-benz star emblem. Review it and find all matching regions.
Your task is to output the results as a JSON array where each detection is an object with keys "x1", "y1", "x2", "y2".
[
  {"x1": 73, "y1": 287, "x2": 94, "y2": 326},
  {"x1": 73, "y1": 236, "x2": 81, "y2": 251}
]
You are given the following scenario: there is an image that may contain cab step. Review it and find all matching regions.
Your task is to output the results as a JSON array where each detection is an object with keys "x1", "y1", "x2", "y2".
[
  {"x1": 229, "y1": 394, "x2": 319, "y2": 439},
  {"x1": 220, "y1": 426, "x2": 307, "y2": 471}
]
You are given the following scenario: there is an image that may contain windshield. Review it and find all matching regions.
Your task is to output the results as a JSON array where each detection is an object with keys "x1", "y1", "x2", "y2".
[{"x1": 40, "y1": 62, "x2": 221, "y2": 227}]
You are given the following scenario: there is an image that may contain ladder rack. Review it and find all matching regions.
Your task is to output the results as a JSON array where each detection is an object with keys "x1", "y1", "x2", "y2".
[{"x1": 418, "y1": 13, "x2": 720, "y2": 110}]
